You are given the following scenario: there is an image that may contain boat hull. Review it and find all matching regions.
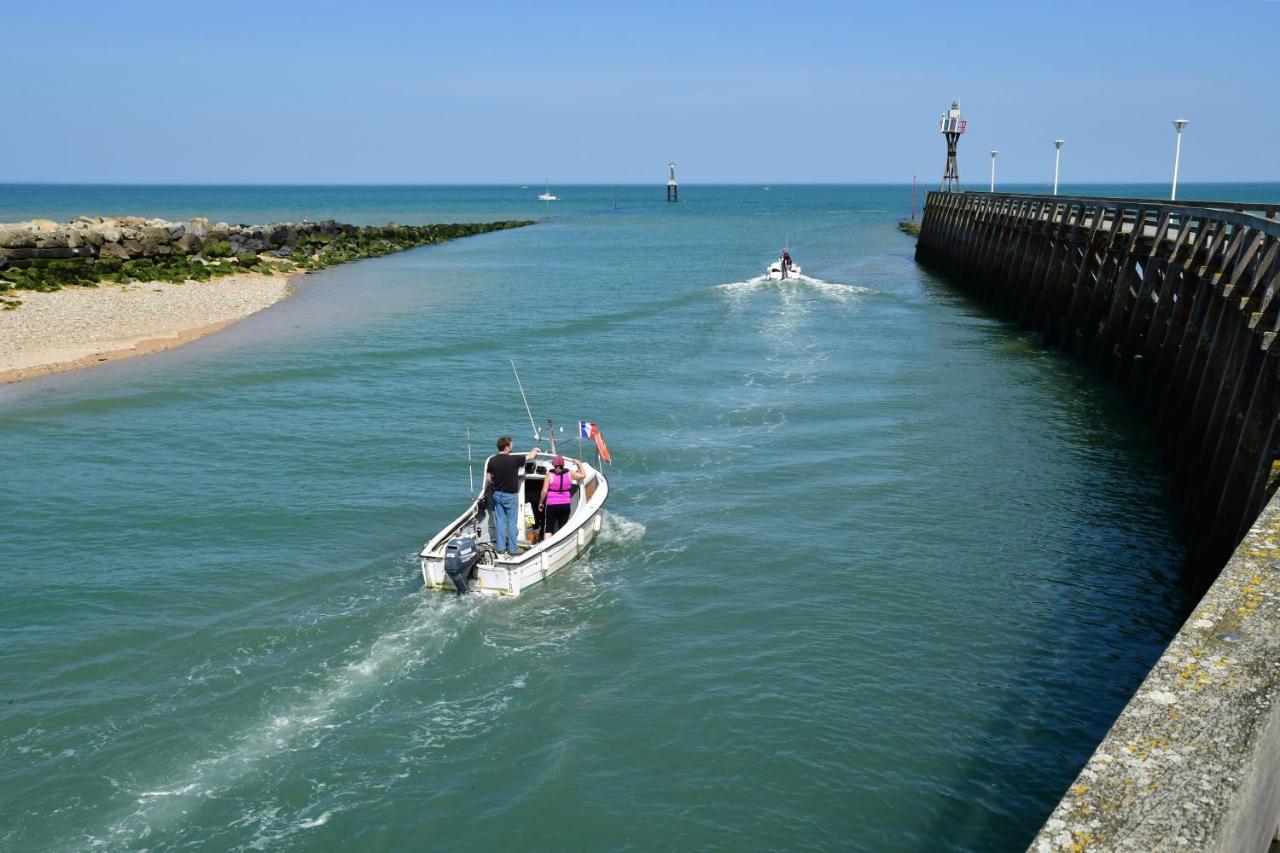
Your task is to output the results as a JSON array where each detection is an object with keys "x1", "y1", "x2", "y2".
[{"x1": 766, "y1": 261, "x2": 802, "y2": 280}]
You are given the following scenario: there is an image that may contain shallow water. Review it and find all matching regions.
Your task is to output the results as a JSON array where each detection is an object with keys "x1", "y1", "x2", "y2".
[{"x1": 0, "y1": 184, "x2": 1227, "y2": 850}]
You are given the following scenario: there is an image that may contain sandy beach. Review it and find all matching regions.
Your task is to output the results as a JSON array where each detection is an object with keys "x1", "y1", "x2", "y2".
[{"x1": 0, "y1": 272, "x2": 296, "y2": 384}]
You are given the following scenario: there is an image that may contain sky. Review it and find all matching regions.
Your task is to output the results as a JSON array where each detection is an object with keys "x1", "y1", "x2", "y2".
[{"x1": 3, "y1": 0, "x2": 1278, "y2": 185}]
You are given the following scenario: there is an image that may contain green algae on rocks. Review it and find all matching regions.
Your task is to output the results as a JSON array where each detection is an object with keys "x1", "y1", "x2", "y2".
[{"x1": 0, "y1": 218, "x2": 533, "y2": 296}]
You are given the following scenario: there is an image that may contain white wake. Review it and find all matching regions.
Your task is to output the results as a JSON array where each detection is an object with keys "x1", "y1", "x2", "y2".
[{"x1": 715, "y1": 273, "x2": 874, "y2": 303}]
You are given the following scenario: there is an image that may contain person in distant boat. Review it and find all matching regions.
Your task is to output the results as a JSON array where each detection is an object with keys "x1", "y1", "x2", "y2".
[
  {"x1": 486, "y1": 436, "x2": 539, "y2": 557},
  {"x1": 781, "y1": 248, "x2": 793, "y2": 277},
  {"x1": 538, "y1": 455, "x2": 586, "y2": 540}
]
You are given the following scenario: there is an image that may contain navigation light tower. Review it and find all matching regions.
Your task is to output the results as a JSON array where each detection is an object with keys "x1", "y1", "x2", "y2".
[
  {"x1": 667, "y1": 162, "x2": 679, "y2": 202},
  {"x1": 939, "y1": 101, "x2": 967, "y2": 192}
]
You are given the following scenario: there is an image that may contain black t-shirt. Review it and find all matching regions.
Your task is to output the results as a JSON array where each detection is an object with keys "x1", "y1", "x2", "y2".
[{"x1": 486, "y1": 453, "x2": 526, "y2": 493}]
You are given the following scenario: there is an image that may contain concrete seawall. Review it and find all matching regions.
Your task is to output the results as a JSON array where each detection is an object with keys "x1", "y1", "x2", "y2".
[
  {"x1": 914, "y1": 191, "x2": 1280, "y2": 851},
  {"x1": 1030, "y1": 487, "x2": 1280, "y2": 851}
]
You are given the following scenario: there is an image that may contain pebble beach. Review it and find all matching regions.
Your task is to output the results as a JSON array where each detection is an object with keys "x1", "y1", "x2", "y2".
[{"x1": 0, "y1": 272, "x2": 294, "y2": 383}]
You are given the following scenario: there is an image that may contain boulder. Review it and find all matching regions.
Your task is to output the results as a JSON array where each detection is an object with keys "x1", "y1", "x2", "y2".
[
  {"x1": 231, "y1": 237, "x2": 266, "y2": 254},
  {"x1": 176, "y1": 232, "x2": 204, "y2": 254},
  {"x1": 0, "y1": 226, "x2": 31, "y2": 249},
  {"x1": 120, "y1": 238, "x2": 143, "y2": 257},
  {"x1": 98, "y1": 242, "x2": 130, "y2": 260},
  {"x1": 266, "y1": 224, "x2": 294, "y2": 246},
  {"x1": 33, "y1": 232, "x2": 69, "y2": 249}
]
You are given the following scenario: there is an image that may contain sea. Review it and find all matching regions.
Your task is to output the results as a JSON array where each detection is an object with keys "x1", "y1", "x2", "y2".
[{"x1": 2, "y1": 183, "x2": 1277, "y2": 851}]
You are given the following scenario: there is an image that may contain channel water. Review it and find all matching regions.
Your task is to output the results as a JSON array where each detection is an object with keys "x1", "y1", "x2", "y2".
[{"x1": 0, "y1": 185, "x2": 1200, "y2": 850}]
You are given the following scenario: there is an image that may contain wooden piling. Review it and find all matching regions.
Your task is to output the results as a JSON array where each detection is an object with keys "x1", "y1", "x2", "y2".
[{"x1": 915, "y1": 191, "x2": 1280, "y2": 573}]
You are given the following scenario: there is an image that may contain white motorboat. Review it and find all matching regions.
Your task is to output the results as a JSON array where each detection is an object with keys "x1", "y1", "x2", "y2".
[
  {"x1": 420, "y1": 450, "x2": 609, "y2": 596},
  {"x1": 537, "y1": 179, "x2": 558, "y2": 202},
  {"x1": 766, "y1": 256, "x2": 802, "y2": 280}
]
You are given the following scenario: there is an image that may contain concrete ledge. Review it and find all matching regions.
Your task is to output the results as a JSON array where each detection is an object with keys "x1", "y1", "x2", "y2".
[{"x1": 1030, "y1": 488, "x2": 1280, "y2": 852}]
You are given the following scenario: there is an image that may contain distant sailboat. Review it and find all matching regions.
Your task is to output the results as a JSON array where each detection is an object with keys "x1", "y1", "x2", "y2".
[{"x1": 538, "y1": 180, "x2": 558, "y2": 202}]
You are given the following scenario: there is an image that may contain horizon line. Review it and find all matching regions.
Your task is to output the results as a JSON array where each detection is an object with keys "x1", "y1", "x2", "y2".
[{"x1": 2, "y1": 180, "x2": 1279, "y2": 188}]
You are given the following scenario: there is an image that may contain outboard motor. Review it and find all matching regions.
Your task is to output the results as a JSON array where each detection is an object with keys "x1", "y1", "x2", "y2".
[{"x1": 443, "y1": 536, "x2": 479, "y2": 595}]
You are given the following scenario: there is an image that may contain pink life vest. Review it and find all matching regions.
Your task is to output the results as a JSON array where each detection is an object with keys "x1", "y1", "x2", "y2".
[{"x1": 546, "y1": 471, "x2": 573, "y2": 506}]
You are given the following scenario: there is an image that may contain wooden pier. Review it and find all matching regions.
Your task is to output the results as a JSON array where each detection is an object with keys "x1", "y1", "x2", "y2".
[{"x1": 916, "y1": 191, "x2": 1280, "y2": 572}]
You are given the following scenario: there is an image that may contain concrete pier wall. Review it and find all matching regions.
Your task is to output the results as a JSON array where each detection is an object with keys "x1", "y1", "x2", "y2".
[
  {"x1": 914, "y1": 191, "x2": 1280, "y2": 851},
  {"x1": 1030, "y1": 486, "x2": 1280, "y2": 852}
]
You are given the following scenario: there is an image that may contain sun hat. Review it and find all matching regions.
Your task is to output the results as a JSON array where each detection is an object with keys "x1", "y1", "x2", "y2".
[{"x1": 552, "y1": 455, "x2": 564, "y2": 467}]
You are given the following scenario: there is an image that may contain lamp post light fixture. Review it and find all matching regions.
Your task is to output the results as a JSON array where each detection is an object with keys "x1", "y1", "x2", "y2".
[
  {"x1": 1171, "y1": 119, "x2": 1189, "y2": 201},
  {"x1": 1053, "y1": 139, "x2": 1064, "y2": 196},
  {"x1": 990, "y1": 150, "x2": 998, "y2": 192}
]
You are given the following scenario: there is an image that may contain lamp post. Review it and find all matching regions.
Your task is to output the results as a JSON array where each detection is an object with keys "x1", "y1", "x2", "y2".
[
  {"x1": 990, "y1": 150, "x2": 998, "y2": 192},
  {"x1": 1053, "y1": 140, "x2": 1064, "y2": 195},
  {"x1": 1171, "y1": 119, "x2": 1189, "y2": 201}
]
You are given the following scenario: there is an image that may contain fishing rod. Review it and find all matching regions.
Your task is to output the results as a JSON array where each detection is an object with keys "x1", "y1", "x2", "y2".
[
  {"x1": 466, "y1": 424, "x2": 474, "y2": 494},
  {"x1": 511, "y1": 360, "x2": 541, "y2": 442}
]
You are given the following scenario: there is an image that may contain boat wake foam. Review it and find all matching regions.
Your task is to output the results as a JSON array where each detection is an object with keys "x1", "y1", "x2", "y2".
[
  {"x1": 81, "y1": 589, "x2": 483, "y2": 850},
  {"x1": 596, "y1": 511, "x2": 646, "y2": 545},
  {"x1": 76, "y1": 514, "x2": 646, "y2": 849},
  {"x1": 715, "y1": 274, "x2": 875, "y2": 303}
]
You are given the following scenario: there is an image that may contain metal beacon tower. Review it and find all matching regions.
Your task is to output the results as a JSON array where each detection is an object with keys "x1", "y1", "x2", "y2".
[{"x1": 939, "y1": 100, "x2": 967, "y2": 192}]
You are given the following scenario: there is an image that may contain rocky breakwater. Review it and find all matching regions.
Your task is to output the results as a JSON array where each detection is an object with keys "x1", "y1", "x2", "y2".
[{"x1": 0, "y1": 216, "x2": 532, "y2": 302}]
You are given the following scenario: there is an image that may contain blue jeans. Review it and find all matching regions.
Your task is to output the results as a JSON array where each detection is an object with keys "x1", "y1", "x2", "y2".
[{"x1": 492, "y1": 490, "x2": 519, "y2": 555}]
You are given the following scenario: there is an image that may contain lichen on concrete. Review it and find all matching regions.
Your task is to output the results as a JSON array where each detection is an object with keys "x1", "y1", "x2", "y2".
[{"x1": 1030, "y1": 489, "x2": 1280, "y2": 852}]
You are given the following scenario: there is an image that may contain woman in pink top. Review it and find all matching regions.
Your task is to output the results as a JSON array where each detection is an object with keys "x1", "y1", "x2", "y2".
[{"x1": 538, "y1": 455, "x2": 586, "y2": 540}]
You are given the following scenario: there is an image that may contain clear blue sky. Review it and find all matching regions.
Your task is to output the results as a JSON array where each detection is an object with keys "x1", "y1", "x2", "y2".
[{"x1": 4, "y1": 0, "x2": 1277, "y2": 184}]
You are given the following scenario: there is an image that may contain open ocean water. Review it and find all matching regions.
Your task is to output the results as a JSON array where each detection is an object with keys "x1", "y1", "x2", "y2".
[{"x1": 2, "y1": 183, "x2": 1277, "y2": 851}]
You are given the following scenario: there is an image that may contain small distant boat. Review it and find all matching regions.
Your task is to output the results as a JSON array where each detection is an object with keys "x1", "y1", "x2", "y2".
[
  {"x1": 766, "y1": 254, "x2": 801, "y2": 280},
  {"x1": 537, "y1": 179, "x2": 558, "y2": 202}
]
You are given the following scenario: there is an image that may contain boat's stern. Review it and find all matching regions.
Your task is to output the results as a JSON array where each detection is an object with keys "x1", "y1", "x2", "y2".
[
  {"x1": 420, "y1": 551, "x2": 448, "y2": 589},
  {"x1": 420, "y1": 547, "x2": 519, "y2": 596}
]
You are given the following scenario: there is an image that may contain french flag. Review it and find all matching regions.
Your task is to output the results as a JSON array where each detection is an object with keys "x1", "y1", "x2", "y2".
[{"x1": 578, "y1": 421, "x2": 612, "y2": 464}]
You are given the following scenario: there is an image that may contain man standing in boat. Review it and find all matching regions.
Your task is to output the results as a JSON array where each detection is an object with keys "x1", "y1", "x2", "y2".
[
  {"x1": 781, "y1": 248, "x2": 793, "y2": 279},
  {"x1": 486, "y1": 436, "x2": 539, "y2": 558}
]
